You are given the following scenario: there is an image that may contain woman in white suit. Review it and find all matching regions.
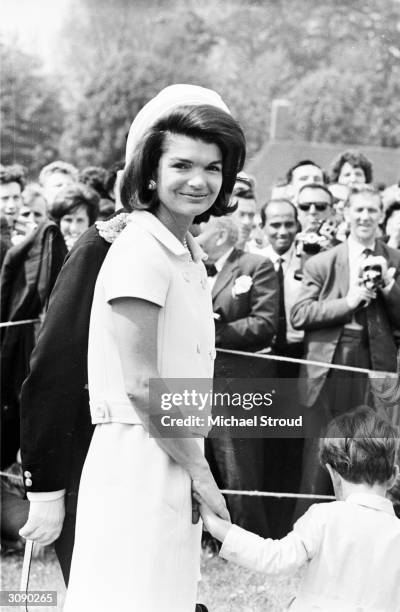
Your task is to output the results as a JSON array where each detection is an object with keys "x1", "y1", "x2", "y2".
[{"x1": 64, "y1": 85, "x2": 246, "y2": 612}]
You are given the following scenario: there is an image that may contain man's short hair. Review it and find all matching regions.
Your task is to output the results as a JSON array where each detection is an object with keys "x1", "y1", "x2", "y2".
[
  {"x1": 345, "y1": 184, "x2": 382, "y2": 209},
  {"x1": 22, "y1": 183, "x2": 46, "y2": 207},
  {"x1": 297, "y1": 182, "x2": 333, "y2": 204},
  {"x1": 285, "y1": 159, "x2": 322, "y2": 185},
  {"x1": 320, "y1": 406, "x2": 399, "y2": 486},
  {"x1": 233, "y1": 172, "x2": 256, "y2": 199},
  {"x1": 39, "y1": 160, "x2": 79, "y2": 186},
  {"x1": 205, "y1": 215, "x2": 239, "y2": 246},
  {"x1": 79, "y1": 166, "x2": 109, "y2": 199},
  {"x1": 329, "y1": 149, "x2": 373, "y2": 184},
  {"x1": 0, "y1": 164, "x2": 26, "y2": 191},
  {"x1": 260, "y1": 198, "x2": 298, "y2": 228}
]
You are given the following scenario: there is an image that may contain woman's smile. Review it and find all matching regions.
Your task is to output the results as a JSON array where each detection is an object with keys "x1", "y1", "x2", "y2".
[{"x1": 156, "y1": 133, "x2": 223, "y2": 221}]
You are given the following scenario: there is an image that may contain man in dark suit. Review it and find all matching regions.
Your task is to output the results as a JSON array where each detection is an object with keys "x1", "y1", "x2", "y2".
[
  {"x1": 19, "y1": 209, "x2": 129, "y2": 583},
  {"x1": 291, "y1": 184, "x2": 400, "y2": 512},
  {"x1": 198, "y1": 215, "x2": 278, "y2": 537},
  {"x1": 1, "y1": 220, "x2": 67, "y2": 469},
  {"x1": 258, "y1": 198, "x2": 305, "y2": 536}
]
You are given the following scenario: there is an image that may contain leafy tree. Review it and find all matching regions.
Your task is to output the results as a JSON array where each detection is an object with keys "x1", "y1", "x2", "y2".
[
  {"x1": 60, "y1": 4, "x2": 217, "y2": 166},
  {"x1": 0, "y1": 42, "x2": 64, "y2": 176},
  {"x1": 53, "y1": 0, "x2": 400, "y2": 164}
]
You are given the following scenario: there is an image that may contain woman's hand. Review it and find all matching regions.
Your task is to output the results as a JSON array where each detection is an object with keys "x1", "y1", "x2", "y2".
[
  {"x1": 19, "y1": 497, "x2": 65, "y2": 545},
  {"x1": 199, "y1": 500, "x2": 231, "y2": 542},
  {"x1": 191, "y1": 468, "x2": 230, "y2": 521}
]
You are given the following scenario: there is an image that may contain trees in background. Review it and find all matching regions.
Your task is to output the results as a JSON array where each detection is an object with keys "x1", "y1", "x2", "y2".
[
  {"x1": 0, "y1": 43, "x2": 64, "y2": 175},
  {"x1": 2, "y1": 0, "x2": 400, "y2": 172}
]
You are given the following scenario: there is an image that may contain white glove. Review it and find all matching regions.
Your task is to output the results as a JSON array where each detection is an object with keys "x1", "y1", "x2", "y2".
[{"x1": 19, "y1": 496, "x2": 65, "y2": 546}]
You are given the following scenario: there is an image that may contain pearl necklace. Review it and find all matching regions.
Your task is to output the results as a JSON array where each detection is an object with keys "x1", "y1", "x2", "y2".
[{"x1": 183, "y1": 238, "x2": 193, "y2": 263}]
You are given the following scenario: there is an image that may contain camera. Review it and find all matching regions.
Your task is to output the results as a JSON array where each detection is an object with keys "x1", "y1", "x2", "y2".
[
  {"x1": 360, "y1": 261, "x2": 384, "y2": 292},
  {"x1": 294, "y1": 219, "x2": 338, "y2": 280}
]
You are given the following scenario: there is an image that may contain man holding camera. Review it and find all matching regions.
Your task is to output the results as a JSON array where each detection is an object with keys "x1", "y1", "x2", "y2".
[
  {"x1": 291, "y1": 185, "x2": 400, "y2": 511},
  {"x1": 291, "y1": 185, "x2": 400, "y2": 514},
  {"x1": 292, "y1": 184, "x2": 400, "y2": 407}
]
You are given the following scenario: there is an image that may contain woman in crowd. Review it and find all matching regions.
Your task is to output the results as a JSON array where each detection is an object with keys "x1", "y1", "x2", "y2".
[
  {"x1": 384, "y1": 201, "x2": 400, "y2": 249},
  {"x1": 64, "y1": 85, "x2": 246, "y2": 612},
  {"x1": 51, "y1": 182, "x2": 99, "y2": 250},
  {"x1": 329, "y1": 149, "x2": 373, "y2": 186}
]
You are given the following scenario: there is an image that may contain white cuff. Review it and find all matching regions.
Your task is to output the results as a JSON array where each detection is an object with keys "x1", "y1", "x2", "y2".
[{"x1": 27, "y1": 490, "x2": 66, "y2": 502}]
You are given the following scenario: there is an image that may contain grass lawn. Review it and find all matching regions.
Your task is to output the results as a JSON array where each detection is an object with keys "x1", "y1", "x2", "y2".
[{"x1": 1, "y1": 544, "x2": 299, "y2": 612}]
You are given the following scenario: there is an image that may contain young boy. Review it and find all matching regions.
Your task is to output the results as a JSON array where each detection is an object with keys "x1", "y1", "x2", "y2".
[{"x1": 200, "y1": 406, "x2": 400, "y2": 611}]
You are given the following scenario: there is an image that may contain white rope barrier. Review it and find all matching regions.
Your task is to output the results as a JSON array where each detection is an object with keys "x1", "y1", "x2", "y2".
[
  {"x1": 217, "y1": 347, "x2": 397, "y2": 377},
  {"x1": 0, "y1": 470, "x2": 334, "y2": 500},
  {"x1": 0, "y1": 318, "x2": 40, "y2": 328},
  {"x1": 221, "y1": 489, "x2": 335, "y2": 500},
  {"x1": 0, "y1": 470, "x2": 24, "y2": 483}
]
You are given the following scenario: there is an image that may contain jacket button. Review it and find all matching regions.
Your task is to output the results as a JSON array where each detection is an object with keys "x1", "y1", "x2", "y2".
[
  {"x1": 24, "y1": 471, "x2": 32, "y2": 478},
  {"x1": 25, "y1": 478, "x2": 33, "y2": 487}
]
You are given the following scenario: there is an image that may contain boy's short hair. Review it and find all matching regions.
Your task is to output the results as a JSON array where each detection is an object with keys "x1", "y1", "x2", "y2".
[{"x1": 320, "y1": 406, "x2": 399, "y2": 486}]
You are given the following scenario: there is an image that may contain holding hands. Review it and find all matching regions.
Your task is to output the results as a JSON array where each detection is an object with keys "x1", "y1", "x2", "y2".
[
  {"x1": 191, "y1": 467, "x2": 230, "y2": 524},
  {"x1": 199, "y1": 499, "x2": 232, "y2": 543}
]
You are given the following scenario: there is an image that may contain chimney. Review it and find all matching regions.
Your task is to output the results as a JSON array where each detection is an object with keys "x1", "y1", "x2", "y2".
[{"x1": 270, "y1": 99, "x2": 291, "y2": 141}]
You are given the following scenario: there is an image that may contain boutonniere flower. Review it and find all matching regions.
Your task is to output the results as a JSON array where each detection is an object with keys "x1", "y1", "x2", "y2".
[
  {"x1": 232, "y1": 275, "x2": 253, "y2": 298},
  {"x1": 95, "y1": 213, "x2": 130, "y2": 244}
]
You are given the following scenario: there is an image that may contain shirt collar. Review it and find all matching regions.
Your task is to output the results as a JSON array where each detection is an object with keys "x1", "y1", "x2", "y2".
[
  {"x1": 347, "y1": 235, "x2": 376, "y2": 258},
  {"x1": 128, "y1": 210, "x2": 206, "y2": 263},
  {"x1": 261, "y1": 243, "x2": 295, "y2": 266},
  {"x1": 215, "y1": 247, "x2": 234, "y2": 272},
  {"x1": 346, "y1": 493, "x2": 395, "y2": 516}
]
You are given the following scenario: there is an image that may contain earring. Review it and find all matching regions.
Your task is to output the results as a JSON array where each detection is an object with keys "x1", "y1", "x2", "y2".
[{"x1": 148, "y1": 179, "x2": 156, "y2": 191}]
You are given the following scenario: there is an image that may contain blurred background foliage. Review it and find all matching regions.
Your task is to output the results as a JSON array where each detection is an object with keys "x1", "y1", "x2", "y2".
[{"x1": 1, "y1": 0, "x2": 400, "y2": 173}]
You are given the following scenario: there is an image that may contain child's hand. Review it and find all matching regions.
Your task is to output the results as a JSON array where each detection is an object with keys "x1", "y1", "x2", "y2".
[{"x1": 200, "y1": 500, "x2": 232, "y2": 542}]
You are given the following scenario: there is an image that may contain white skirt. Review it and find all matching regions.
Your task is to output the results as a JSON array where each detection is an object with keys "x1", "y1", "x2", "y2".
[{"x1": 64, "y1": 423, "x2": 202, "y2": 612}]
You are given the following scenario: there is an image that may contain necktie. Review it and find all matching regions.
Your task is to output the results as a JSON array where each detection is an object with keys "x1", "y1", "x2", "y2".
[
  {"x1": 275, "y1": 257, "x2": 287, "y2": 350},
  {"x1": 354, "y1": 248, "x2": 374, "y2": 345},
  {"x1": 205, "y1": 263, "x2": 218, "y2": 277}
]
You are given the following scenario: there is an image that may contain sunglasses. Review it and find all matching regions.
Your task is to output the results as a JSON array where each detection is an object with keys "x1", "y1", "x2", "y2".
[{"x1": 298, "y1": 202, "x2": 329, "y2": 212}]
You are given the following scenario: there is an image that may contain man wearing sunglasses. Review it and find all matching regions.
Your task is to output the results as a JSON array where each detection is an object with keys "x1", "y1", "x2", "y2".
[{"x1": 296, "y1": 183, "x2": 333, "y2": 232}]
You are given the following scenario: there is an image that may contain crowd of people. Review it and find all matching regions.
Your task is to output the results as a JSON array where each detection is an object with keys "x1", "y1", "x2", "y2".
[{"x1": 1, "y1": 84, "x2": 400, "y2": 611}]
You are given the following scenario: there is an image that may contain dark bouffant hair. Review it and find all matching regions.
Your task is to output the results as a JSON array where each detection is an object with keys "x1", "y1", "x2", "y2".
[
  {"x1": 51, "y1": 183, "x2": 100, "y2": 225},
  {"x1": 320, "y1": 406, "x2": 399, "y2": 486},
  {"x1": 330, "y1": 150, "x2": 373, "y2": 184},
  {"x1": 120, "y1": 104, "x2": 246, "y2": 224}
]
